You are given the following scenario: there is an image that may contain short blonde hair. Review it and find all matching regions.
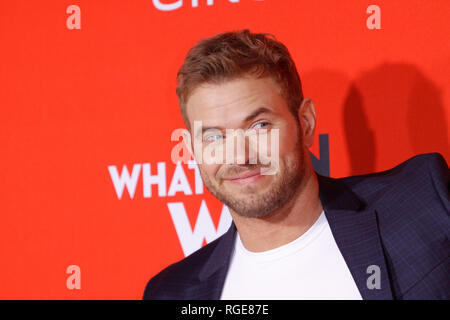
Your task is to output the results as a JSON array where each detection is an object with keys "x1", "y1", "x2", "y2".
[{"x1": 176, "y1": 29, "x2": 304, "y2": 128}]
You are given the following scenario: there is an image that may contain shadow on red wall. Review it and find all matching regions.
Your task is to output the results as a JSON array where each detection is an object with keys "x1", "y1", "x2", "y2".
[{"x1": 344, "y1": 63, "x2": 448, "y2": 175}]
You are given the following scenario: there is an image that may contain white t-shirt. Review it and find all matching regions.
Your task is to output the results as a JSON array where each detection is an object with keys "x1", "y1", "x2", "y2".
[{"x1": 220, "y1": 211, "x2": 363, "y2": 300}]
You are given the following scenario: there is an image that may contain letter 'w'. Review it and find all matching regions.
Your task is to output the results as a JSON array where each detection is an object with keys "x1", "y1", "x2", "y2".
[{"x1": 167, "y1": 201, "x2": 232, "y2": 257}]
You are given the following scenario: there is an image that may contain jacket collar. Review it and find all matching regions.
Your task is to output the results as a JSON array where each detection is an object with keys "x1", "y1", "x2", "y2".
[
  {"x1": 196, "y1": 216, "x2": 237, "y2": 299},
  {"x1": 198, "y1": 173, "x2": 394, "y2": 299},
  {"x1": 198, "y1": 221, "x2": 236, "y2": 282},
  {"x1": 317, "y1": 174, "x2": 393, "y2": 299}
]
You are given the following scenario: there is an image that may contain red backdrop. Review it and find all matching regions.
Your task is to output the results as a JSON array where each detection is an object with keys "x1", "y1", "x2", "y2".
[{"x1": 0, "y1": 0, "x2": 449, "y2": 299}]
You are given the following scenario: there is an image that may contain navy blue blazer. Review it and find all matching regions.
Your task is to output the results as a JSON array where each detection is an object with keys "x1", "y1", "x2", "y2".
[{"x1": 143, "y1": 153, "x2": 449, "y2": 300}]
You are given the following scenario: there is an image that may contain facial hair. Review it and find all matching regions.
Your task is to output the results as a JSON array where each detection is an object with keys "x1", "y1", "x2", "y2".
[{"x1": 198, "y1": 125, "x2": 306, "y2": 219}]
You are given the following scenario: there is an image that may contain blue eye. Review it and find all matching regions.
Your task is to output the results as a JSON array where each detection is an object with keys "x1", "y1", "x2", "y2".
[
  {"x1": 253, "y1": 121, "x2": 270, "y2": 129},
  {"x1": 204, "y1": 133, "x2": 223, "y2": 142}
]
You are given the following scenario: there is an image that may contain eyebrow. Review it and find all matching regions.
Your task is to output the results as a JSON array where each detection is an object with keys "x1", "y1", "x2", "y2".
[
  {"x1": 243, "y1": 107, "x2": 272, "y2": 122},
  {"x1": 196, "y1": 107, "x2": 273, "y2": 138}
]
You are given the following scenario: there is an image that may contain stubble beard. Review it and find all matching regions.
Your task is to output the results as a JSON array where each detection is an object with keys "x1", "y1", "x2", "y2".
[{"x1": 198, "y1": 140, "x2": 306, "y2": 219}]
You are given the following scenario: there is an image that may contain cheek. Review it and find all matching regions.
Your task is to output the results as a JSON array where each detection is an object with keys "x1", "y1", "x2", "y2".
[
  {"x1": 199, "y1": 163, "x2": 221, "y2": 182},
  {"x1": 275, "y1": 126, "x2": 298, "y2": 156},
  {"x1": 282, "y1": 133, "x2": 299, "y2": 154}
]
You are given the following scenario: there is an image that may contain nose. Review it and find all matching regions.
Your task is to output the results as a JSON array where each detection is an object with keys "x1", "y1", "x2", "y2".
[{"x1": 226, "y1": 129, "x2": 258, "y2": 165}]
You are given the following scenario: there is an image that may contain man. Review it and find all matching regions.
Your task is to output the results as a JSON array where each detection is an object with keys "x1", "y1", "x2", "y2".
[{"x1": 143, "y1": 29, "x2": 449, "y2": 300}]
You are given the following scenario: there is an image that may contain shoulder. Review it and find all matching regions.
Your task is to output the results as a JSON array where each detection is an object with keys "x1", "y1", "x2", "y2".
[
  {"x1": 340, "y1": 152, "x2": 449, "y2": 210},
  {"x1": 142, "y1": 232, "x2": 224, "y2": 300},
  {"x1": 338, "y1": 153, "x2": 449, "y2": 298}
]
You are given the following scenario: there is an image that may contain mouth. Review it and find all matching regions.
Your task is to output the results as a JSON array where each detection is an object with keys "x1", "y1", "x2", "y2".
[{"x1": 223, "y1": 168, "x2": 268, "y2": 186}]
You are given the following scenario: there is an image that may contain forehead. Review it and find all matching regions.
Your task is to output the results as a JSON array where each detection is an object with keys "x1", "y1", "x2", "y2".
[{"x1": 185, "y1": 76, "x2": 286, "y2": 127}]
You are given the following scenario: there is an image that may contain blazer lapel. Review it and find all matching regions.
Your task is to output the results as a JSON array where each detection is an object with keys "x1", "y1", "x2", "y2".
[
  {"x1": 317, "y1": 174, "x2": 394, "y2": 299},
  {"x1": 193, "y1": 221, "x2": 237, "y2": 299}
]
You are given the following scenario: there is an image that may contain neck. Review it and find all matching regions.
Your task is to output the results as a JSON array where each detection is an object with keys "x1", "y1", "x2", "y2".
[{"x1": 230, "y1": 166, "x2": 323, "y2": 253}]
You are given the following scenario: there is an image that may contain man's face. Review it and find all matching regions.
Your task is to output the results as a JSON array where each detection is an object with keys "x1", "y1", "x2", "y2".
[{"x1": 186, "y1": 76, "x2": 307, "y2": 218}]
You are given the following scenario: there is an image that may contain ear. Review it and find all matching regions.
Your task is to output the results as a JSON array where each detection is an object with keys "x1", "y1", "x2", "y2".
[{"x1": 297, "y1": 98, "x2": 316, "y2": 148}]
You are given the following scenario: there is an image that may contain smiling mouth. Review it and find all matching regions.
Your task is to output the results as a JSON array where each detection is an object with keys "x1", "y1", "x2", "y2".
[{"x1": 223, "y1": 168, "x2": 268, "y2": 185}]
